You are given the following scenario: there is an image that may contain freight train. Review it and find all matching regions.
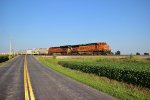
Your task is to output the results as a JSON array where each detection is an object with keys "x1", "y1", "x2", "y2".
[{"x1": 48, "y1": 42, "x2": 111, "y2": 55}]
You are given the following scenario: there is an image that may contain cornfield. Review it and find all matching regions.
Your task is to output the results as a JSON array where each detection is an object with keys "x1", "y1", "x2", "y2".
[{"x1": 58, "y1": 61, "x2": 150, "y2": 88}]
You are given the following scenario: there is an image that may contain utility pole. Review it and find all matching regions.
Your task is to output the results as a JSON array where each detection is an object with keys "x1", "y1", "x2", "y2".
[{"x1": 10, "y1": 39, "x2": 12, "y2": 55}]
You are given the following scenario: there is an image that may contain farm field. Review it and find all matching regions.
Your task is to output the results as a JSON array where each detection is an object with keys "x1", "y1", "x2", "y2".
[{"x1": 37, "y1": 55, "x2": 150, "y2": 100}]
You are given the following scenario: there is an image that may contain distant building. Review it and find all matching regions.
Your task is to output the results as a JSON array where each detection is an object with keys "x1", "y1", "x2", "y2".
[
  {"x1": 34, "y1": 48, "x2": 48, "y2": 55},
  {"x1": 26, "y1": 49, "x2": 33, "y2": 55}
]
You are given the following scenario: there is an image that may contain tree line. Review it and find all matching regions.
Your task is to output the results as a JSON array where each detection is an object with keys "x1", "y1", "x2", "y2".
[{"x1": 113, "y1": 51, "x2": 149, "y2": 55}]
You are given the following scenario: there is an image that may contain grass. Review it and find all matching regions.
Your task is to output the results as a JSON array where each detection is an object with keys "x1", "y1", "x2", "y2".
[
  {"x1": 37, "y1": 56, "x2": 150, "y2": 100},
  {"x1": 0, "y1": 55, "x2": 9, "y2": 63},
  {"x1": 0, "y1": 60, "x2": 8, "y2": 67},
  {"x1": 0, "y1": 55, "x2": 17, "y2": 67},
  {"x1": 0, "y1": 62, "x2": 4, "y2": 66}
]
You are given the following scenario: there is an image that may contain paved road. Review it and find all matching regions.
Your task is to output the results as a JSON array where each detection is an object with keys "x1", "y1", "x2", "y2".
[
  {"x1": 0, "y1": 55, "x2": 115, "y2": 100},
  {"x1": 0, "y1": 55, "x2": 24, "y2": 100},
  {"x1": 27, "y1": 55, "x2": 114, "y2": 100}
]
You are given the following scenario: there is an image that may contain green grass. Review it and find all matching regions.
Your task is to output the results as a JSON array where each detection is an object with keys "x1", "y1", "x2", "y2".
[
  {"x1": 0, "y1": 55, "x2": 17, "y2": 67},
  {"x1": 37, "y1": 56, "x2": 150, "y2": 100},
  {"x1": 0, "y1": 59, "x2": 8, "y2": 67},
  {"x1": 0, "y1": 55, "x2": 9, "y2": 67},
  {"x1": 0, "y1": 55, "x2": 9, "y2": 63}
]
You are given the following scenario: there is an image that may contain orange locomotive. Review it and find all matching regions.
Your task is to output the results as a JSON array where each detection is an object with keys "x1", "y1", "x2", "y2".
[{"x1": 48, "y1": 42, "x2": 111, "y2": 55}]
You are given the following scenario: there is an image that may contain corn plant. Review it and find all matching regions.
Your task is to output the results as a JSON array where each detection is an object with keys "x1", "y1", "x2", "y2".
[{"x1": 58, "y1": 61, "x2": 150, "y2": 88}]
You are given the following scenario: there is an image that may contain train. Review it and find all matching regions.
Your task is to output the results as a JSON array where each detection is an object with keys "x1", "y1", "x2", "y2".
[
  {"x1": 11, "y1": 42, "x2": 111, "y2": 55},
  {"x1": 48, "y1": 42, "x2": 111, "y2": 55}
]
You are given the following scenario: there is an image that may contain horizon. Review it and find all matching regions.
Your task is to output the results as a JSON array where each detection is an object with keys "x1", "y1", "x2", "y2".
[{"x1": 0, "y1": 0, "x2": 150, "y2": 54}]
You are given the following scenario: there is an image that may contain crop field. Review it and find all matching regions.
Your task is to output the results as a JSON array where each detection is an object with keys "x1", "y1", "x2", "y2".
[
  {"x1": 58, "y1": 61, "x2": 150, "y2": 87},
  {"x1": 37, "y1": 55, "x2": 150, "y2": 100},
  {"x1": 58, "y1": 55, "x2": 150, "y2": 87}
]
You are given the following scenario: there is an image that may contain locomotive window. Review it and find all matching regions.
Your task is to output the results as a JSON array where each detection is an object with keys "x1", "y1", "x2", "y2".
[
  {"x1": 98, "y1": 43, "x2": 106, "y2": 45},
  {"x1": 102, "y1": 43, "x2": 106, "y2": 45}
]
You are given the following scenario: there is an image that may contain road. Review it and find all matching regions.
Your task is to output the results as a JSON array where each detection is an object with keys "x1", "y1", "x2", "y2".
[
  {"x1": 0, "y1": 55, "x2": 115, "y2": 100},
  {"x1": 0, "y1": 55, "x2": 24, "y2": 100}
]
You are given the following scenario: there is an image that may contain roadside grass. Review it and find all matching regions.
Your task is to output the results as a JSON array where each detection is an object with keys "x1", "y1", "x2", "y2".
[
  {"x1": 0, "y1": 60, "x2": 9, "y2": 67},
  {"x1": 37, "y1": 56, "x2": 150, "y2": 100},
  {"x1": 0, "y1": 55, "x2": 9, "y2": 63},
  {"x1": 0, "y1": 55, "x2": 18, "y2": 67},
  {"x1": 0, "y1": 62, "x2": 4, "y2": 66}
]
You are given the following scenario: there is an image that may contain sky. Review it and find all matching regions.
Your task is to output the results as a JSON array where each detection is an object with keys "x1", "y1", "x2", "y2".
[{"x1": 0, "y1": 0, "x2": 150, "y2": 54}]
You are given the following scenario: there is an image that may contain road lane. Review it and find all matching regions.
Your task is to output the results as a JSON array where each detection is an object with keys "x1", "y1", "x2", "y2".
[
  {"x1": 0, "y1": 55, "x2": 24, "y2": 100},
  {"x1": 0, "y1": 55, "x2": 115, "y2": 100},
  {"x1": 27, "y1": 55, "x2": 115, "y2": 100},
  {"x1": 24, "y1": 55, "x2": 35, "y2": 100}
]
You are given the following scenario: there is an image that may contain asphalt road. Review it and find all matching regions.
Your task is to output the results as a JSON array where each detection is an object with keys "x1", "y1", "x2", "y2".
[
  {"x1": 0, "y1": 55, "x2": 24, "y2": 100},
  {"x1": 0, "y1": 55, "x2": 115, "y2": 100}
]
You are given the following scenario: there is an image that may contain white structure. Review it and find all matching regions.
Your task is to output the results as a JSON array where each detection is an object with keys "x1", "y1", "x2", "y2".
[
  {"x1": 25, "y1": 48, "x2": 48, "y2": 55},
  {"x1": 10, "y1": 40, "x2": 12, "y2": 55},
  {"x1": 0, "y1": 52, "x2": 10, "y2": 55},
  {"x1": 26, "y1": 49, "x2": 33, "y2": 55},
  {"x1": 34, "y1": 48, "x2": 48, "y2": 55}
]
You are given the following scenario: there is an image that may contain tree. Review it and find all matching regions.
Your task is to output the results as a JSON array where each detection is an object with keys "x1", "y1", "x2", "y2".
[
  {"x1": 111, "y1": 52, "x2": 114, "y2": 55},
  {"x1": 115, "y1": 51, "x2": 121, "y2": 55},
  {"x1": 136, "y1": 52, "x2": 140, "y2": 55},
  {"x1": 144, "y1": 53, "x2": 149, "y2": 55}
]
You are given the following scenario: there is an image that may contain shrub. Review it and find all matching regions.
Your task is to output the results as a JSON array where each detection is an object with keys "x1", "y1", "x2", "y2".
[
  {"x1": 58, "y1": 61, "x2": 150, "y2": 88},
  {"x1": 0, "y1": 55, "x2": 9, "y2": 63},
  {"x1": 136, "y1": 52, "x2": 140, "y2": 55},
  {"x1": 115, "y1": 51, "x2": 121, "y2": 55},
  {"x1": 144, "y1": 53, "x2": 149, "y2": 55}
]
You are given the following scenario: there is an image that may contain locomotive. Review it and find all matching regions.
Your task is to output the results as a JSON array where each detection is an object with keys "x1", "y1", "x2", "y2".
[{"x1": 48, "y1": 42, "x2": 111, "y2": 55}]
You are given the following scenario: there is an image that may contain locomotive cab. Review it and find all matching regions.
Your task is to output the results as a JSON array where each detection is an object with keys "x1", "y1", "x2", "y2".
[{"x1": 96, "y1": 42, "x2": 111, "y2": 55}]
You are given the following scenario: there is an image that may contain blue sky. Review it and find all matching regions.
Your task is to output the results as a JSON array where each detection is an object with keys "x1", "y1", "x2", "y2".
[{"x1": 0, "y1": 0, "x2": 150, "y2": 54}]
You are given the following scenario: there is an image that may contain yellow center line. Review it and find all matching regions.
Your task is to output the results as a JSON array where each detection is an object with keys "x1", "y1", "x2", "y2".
[{"x1": 24, "y1": 55, "x2": 35, "y2": 100}]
